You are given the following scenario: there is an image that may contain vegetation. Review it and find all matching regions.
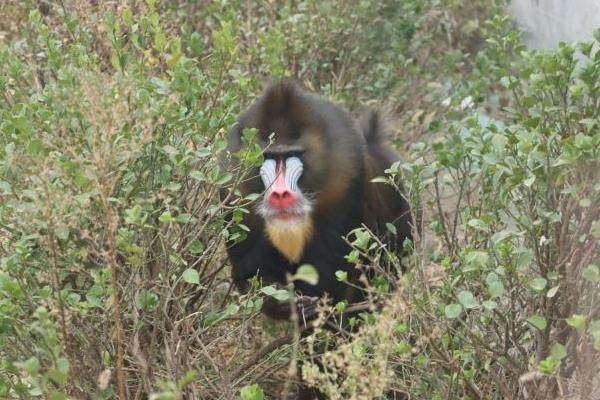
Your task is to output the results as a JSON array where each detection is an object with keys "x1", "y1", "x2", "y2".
[{"x1": 0, "y1": 1, "x2": 597, "y2": 399}]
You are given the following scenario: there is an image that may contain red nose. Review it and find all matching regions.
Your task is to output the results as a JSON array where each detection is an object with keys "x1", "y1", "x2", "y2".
[{"x1": 268, "y1": 190, "x2": 296, "y2": 209}]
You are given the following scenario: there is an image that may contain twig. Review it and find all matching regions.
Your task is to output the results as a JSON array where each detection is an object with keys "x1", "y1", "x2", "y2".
[
  {"x1": 100, "y1": 187, "x2": 127, "y2": 399},
  {"x1": 43, "y1": 184, "x2": 77, "y2": 395},
  {"x1": 433, "y1": 171, "x2": 453, "y2": 254},
  {"x1": 232, "y1": 332, "x2": 295, "y2": 381},
  {"x1": 430, "y1": 339, "x2": 484, "y2": 400},
  {"x1": 281, "y1": 280, "x2": 301, "y2": 399}
]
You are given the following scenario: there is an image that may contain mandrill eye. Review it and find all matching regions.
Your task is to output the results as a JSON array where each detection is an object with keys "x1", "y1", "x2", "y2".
[
  {"x1": 259, "y1": 159, "x2": 277, "y2": 189},
  {"x1": 284, "y1": 157, "x2": 303, "y2": 192}
]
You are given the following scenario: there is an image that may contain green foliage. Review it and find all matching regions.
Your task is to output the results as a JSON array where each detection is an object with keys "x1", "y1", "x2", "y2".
[
  {"x1": 380, "y1": 15, "x2": 600, "y2": 399},
  {"x1": 291, "y1": 264, "x2": 319, "y2": 286},
  {"x1": 0, "y1": 0, "x2": 255, "y2": 396},
  {"x1": 302, "y1": 12, "x2": 599, "y2": 400},
  {"x1": 1, "y1": 0, "x2": 597, "y2": 399},
  {"x1": 240, "y1": 383, "x2": 265, "y2": 400}
]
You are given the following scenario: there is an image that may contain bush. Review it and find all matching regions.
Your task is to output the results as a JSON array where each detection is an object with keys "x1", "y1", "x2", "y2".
[{"x1": 301, "y1": 16, "x2": 600, "y2": 400}]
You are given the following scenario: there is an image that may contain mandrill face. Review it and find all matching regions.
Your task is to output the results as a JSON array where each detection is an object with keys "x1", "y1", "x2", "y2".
[
  {"x1": 226, "y1": 81, "x2": 365, "y2": 264},
  {"x1": 256, "y1": 147, "x2": 315, "y2": 262},
  {"x1": 258, "y1": 154, "x2": 311, "y2": 222}
]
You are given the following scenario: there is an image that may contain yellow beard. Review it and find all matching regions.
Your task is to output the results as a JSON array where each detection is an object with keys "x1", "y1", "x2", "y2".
[{"x1": 265, "y1": 218, "x2": 313, "y2": 263}]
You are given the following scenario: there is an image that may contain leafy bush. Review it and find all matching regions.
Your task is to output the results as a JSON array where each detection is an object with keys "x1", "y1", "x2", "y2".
[
  {"x1": 1, "y1": 1, "x2": 597, "y2": 399},
  {"x1": 301, "y1": 16, "x2": 600, "y2": 400},
  {"x1": 0, "y1": 1, "x2": 256, "y2": 397}
]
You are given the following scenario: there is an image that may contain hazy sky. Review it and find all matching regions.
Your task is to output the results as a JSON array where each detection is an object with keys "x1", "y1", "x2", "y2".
[{"x1": 510, "y1": 0, "x2": 600, "y2": 48}]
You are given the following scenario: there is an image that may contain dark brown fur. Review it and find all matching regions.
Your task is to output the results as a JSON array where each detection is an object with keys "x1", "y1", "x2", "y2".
[
  {"x1": 361, "y1": 110, "x2": 413, "y2": 252},
  {"x1": 224, "y1": 80, "x2": 412, "y2": 316}
]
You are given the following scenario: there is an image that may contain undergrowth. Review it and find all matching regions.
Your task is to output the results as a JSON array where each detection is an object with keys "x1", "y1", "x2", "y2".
[{"x1": 0, "y1": 1, "x2": 597, "y2": 399}]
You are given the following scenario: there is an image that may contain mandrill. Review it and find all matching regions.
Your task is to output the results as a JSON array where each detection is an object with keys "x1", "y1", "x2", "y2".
[{"x1": 223, "y1": 80, "x2": 412, "y2": 320}]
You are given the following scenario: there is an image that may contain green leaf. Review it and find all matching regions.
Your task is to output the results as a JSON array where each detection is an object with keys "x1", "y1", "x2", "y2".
[
  {"x1": 546, "y1": 284, "x2": 560, "y2": 298},
  {"x1": 526, "y1": 315, "x2": 547, "y2": 331},
  {"x1": 86, "y1": 285, "x2": 105, "y2": 308},
  {"x1": 189, "y1": 32, "x2": 205, "y2": 56},
  {"x1": 240, "y1": 383, "x2": 264, "y2": 400},
  {"x1": 190, "y1": 170, "x2": 206, "y2": 182},
  {"x1": 335, "y1": 301, "x2": 347, "y2": 312},
  {"x1": 169, "y1": 254, "x2": 187, "y2": 267},
  {"x1": 159, "y1": 211, "x2": 172, "y2": 223},
  {"x1": 336, "y1": 270, "x2": 348, "y2": 282},
  {"x1": 515, "y1": 248, "x2": 534, "y2": 269},
  {"x1": 444, "y1": 303, "x2": 462, "y2": 319},
  {"x1": 55, "y1": 225, "x2": 70, "y2": 240},
  {"x1": 175, "y1": 213, "x2": 193, "y2": 224},
  {"x1": 16, "y1": 356, "x2": 40, "y2": 374},
  {"x1": 566, "y1": 314, "x2": 586, "y2": 334},
  {"x1": 371, "y1": 177, "x2": 388, "y2": 183},
  {"x1": 260, "y1": 286, "x2": 290, "y2": 301},
  {"x1": 182, "y1": 268, "x2": 200, "y2": 285},
  {"x1": 352, "y1": 229, "x2": 370, "y2": 251},
  {"x1": 457, "y1": 290, "x2": 479, "y2": 309},
  {"x1": 550, "y1": 343, "x2": 566, "y2": 360},
  {"x1": 488, "y1": 280, "x2": 505, "y2": 298},
  {"x1": 44, "y1": 369, "x2": 67, "y2": 385},
  {"x1": 491, "y1": 134, "x2": 507, "y2": 154},
  {"x1": 491, "y1": 229, "x2": 513, "y2": 245},
  {"x1": 592, "y1": 221, "x2": 600, "y2": 240},
  {"x1": 0, "y1": 181, "x2": 12, "y2": 194},
  {"x1": 530, "y1": 277, "x2": 547, "y2": 292},
  {"x1": 189, "y1": 240, "x2": 205, "y2": 254},
  {"x1": 463, "y1": 250, "x2": 489, "y2": 272},
  {"x1": 539, "y1": 355, "x2": 559, "y2": 375},
  {"x1": 162, "y1": 145, "x2": 178, "y2": 155},
  {"x1": 136, "y1": 290, "x2": 159, "y2": 311},
  {"x1": 260, "y1": 286, "x2": 277, "y2": 296},
  {"x1": 385, "y1": 223, "x2": 397, "y2": 235},
  {"x1": 467, "y1": 219, "x2": 488, "y2": 231},
  {"x1": 579, "y1": 198, "x2": 591, "y2": 208},
  {"x1": 345, "y1": 249, "x2": 360, "y2": 264},
  {"x1": 223, "y1": 303, "x2": 240, "y2": 316},
  {"x1": 125, "y1": 204, "x2": 143, "y2": 225},
  {"x1": 48, "y1": 391, "x2": 67, "y2": 400},
  {"x1": 292, "y1": 264, "x2": 319, "y2": 285},
  {"x1": 482, "y1": 300, "x2": 498, "y2": 311},
  {"x1": 244, "y1": 193, "x2": 261, "y2": 202},
  {"x1": 582, "y1": 264, "x2": 599, "y2": 282},
  {"x1": 396, "y1": 340, "x2": 411, "y2": 355},
  {"x1": 154, "y1": 31, "x2": 167, "y2": 52},
  {"x1": 395, "y1": 323, "x2": 407, "y2": 334},
  {"x1": 523, "y1": 174, "x2": 536, "y2": 187},
  {"x1": 167, "y1": 183, "x2": 182, "y2": 193},
  {"x1": 215, "y1": 172, "x2": 232, "y2": 185}
]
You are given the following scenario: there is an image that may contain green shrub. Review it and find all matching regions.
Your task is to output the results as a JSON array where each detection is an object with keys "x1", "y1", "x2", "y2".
[
  {"x1": 3, "y1": 1, "x2": 596, "y2": 399},
  {"x1": 301, "y1": 16, "x2": 599, "y2": 400}
]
